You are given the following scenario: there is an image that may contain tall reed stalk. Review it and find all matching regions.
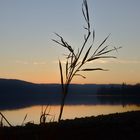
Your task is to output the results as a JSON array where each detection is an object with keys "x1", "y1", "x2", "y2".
[
  {"x1": 0, "y1": 112, "x2": 12, "y2": 127},
  {"x1": 53, "y1": 0, "x2": 121, "y2": 122}
]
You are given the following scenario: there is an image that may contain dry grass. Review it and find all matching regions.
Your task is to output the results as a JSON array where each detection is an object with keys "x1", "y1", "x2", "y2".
[{"x1": 40, "y1": 105, "x2": 55, "y2": 124}]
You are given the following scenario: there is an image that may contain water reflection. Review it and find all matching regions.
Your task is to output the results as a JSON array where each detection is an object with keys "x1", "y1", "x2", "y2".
[
  {"x1": 1, "y1": 94, "x2": 140, "y2": 126},
  {"x1": 0, "y1": 94, "x2": 140, "y2": 111},
  {"x1": 96, "y1": 95, "x2": 140, "y2": 106},
  {"x1": 1, "y1": 105, "x2": 140, "y2": 126}
]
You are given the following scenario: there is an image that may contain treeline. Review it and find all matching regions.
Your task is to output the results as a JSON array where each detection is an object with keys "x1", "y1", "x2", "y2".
[{"x1": 97, "y1": 83, "x2": 140, "y2": 96}]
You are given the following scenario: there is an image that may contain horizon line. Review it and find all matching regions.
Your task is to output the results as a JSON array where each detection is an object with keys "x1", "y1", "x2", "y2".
[{"x1": 0, "y1": 77, "x2": 139, "y2": 85}]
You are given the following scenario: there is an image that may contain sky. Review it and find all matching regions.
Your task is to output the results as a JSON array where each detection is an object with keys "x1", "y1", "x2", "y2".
[{"x1": 0, "y1": 0, "x2": 140, "y2": 84}]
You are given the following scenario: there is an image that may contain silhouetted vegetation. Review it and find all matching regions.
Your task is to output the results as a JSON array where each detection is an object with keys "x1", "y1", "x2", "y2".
[
  {"x1": 0, "y1": 112, "x2": 12, "y2": 127},
  {"x1": 96, "y1": 83, "x2": 140, "y2": 106},
  {"x1": 0, "y1": 111, "x2": 140, "y2": 140},
  {"x1": 97, "y1": 83, "x2": 140, "y2": 96},
  {"x1": 40, "y1": 105, "x2": 55, "y2": 124},
  {"x1": 0, "y1": 78, "x2": 140, "y2": 110},
  {"x1": 53, "y1": 0, "x2": 121, "y2": 122}
]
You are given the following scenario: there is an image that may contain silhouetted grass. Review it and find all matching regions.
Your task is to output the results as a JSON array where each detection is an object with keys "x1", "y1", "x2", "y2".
[
  {"x1": 53, "y1": 0, "x2": 121, "y2": 121},
  {"x1": 40, "y1": 105, "x2": 55, "y2": 124},
  {"x1": 0, "y1": 112, "x2": 12, "y2": 127},
  {"x1": 0, "y1": 111, "x2": 140, "y2": 140}
]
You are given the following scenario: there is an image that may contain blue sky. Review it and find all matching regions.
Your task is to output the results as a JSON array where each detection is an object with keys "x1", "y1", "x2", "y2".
[{"x1": 0, "y1": 0, "x2": 140, "y2": 84}]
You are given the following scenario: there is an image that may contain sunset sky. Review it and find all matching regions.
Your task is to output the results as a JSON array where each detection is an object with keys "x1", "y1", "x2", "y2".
[{"x1": 0, "y1": 0, "x2": 140, "y2": 84}]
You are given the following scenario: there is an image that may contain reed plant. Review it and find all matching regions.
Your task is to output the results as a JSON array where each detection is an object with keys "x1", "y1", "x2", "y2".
[
  {"x1": 53, "y1": 0, "x2": 121, "y2": 122},
  {"x1": 0, "y1": 116, "x2": 3, "y2": 127},
  {"x1": 40, "y1": 105, "x2": 55, "y2": 124},
  {"x1": 21, "y1": 114, "x2": 28, "y2": 126},
  {"x1": 0, "y1": 112, "x2": 12, "y2": 127}
]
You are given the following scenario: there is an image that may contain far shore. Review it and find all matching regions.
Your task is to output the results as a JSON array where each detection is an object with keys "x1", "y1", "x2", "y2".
[{"x1": 0, "y1": 110, "x2": 140, "y2": 140}]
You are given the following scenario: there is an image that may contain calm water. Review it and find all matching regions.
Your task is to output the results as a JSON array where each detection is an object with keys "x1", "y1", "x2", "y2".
[{"x1": 1, "y1": 104, "x2": 140, "y2": 126}]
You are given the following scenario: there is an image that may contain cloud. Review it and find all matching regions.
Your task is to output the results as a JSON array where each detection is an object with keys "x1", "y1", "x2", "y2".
[
  {"x1": 53, "y1": 59, "x2": 113, "y2": 65},
  {"x1": 90, "y1": 60, "x2": 109, "y2": 64},
  {"x1": 15, "y1": 60, "x2": 47, "y2": 65},
  {"x1": 15, "y1": 60, "x2": 29, "y2": 65},
  {"x1": 33, "y1": 62, "x2": 46, "y2": 65},
  {"x1": 90, "y1": 59, "x2": 140, "y2": 65},
  {"x1": 52, "y1": 58, "x2": 140, "y2": 65}
]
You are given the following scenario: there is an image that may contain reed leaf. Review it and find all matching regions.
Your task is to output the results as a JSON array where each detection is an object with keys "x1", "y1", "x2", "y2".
[
  {"x1": 83, "y1": 0, "x2": 90, "y2": 28},
  {"x1": 52, "y1": 39, "x2": 65, "y2": 47},
  {"x1": 81, "y1": 68, "x2": 108, "y2": 71},
  {"x1": 84, "y1": 0, "x2": 89, "y2": 20},
  {"x1": 54, "y1": 33, "x2": 76, "y2": 57},
  {"x1": 71, "y1": 53, "x2": 74, "y2": 65},
  {"x1": 93, "y1": 34, "x2": 110, "y2": 56},
  {"x1": 0, "y1": 117, "x2": 3, "y2": 127},
  {"x1": 70, "y1": 59, "x2": 77, "y2": 70},
  {"x1": 82, "y1": 4, "x2": 87, "y2": 22},
  {"x1": 113, "y1": 46, "x2": 119, "y2": 53},
  {"x1": 96, "y1": 45, "x2": 109, "y2": 55},
  {"x1": 59, "y1": 60, "x2": 64, "y2": 93},
  {"x1": 92, "y1": 30, "x2": 95, "y2": 43},
  {"x1": 54, "y1": 32, "x2": 63, "y2": 38},
  {"x1": 82, "y1": 45, "x2": 92, "y2": 64},
  {"x1": 21, "y1": 114, "x2": 28, "y2": 126},
  {"x1": 87, "y1": 56, "x2": 117, "y2": 62},
  {"x1": 66, "y1": 60, "x2": 68, "y2": 79},
  {"x1": 74, "y1": 74, "x2": 86, "y2": 79},
  {"x1": 0, "y1": 112, "x2": 12, "y2": 127},
  {"x1": 97, "y1": 46, "x2": 121, "y2": 56},
  {"x1": 44, "y1": 105, "x2": 49, "y2": 114},
  {"x1": 67, "y1": 52, "x2": 72, "y2": 59},
  {"x1": 84, "y1": 34, "x2": 87, "y2": 40}
]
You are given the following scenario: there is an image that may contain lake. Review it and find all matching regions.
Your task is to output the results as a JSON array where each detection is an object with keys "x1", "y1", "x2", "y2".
[
  {"x1": 1, "y1": 93, "x2": 140, "y2": 126},
  {"x1": 1, "y1": 80, "x2": 140, "y2": 125},
  {"x1": 1, "y1": 104, "x2": 140, "y2": 126}
]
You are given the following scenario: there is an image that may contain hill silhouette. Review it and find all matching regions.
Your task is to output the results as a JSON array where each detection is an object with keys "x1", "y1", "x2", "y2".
[
  {"x1": 0, "y1": 78, "x2": 140, "y2": 110},
  {"x1": 0, "y1": 78, "x2": 99, "y2": 110}
]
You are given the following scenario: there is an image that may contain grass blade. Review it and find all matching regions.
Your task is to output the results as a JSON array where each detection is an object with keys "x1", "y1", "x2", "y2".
[
  {"x1": 74, "y1": 74, "x2": 86, "y2": 79},
  {"x1": 21, "y1": 114, "x2": 28, "y2": 126},
  {"x1": 82, "y1": 3, "x2": 87, "y2": 23},
  {"x1": 92, "y1": 30, "x2": 95, "y2": 43},
  {"x1": 97, "y1": 47, "x2": 121, "y2": 56},
  {"x1": 52, "y1": 39, "x2": 65, "y2": 47},
  {"x1": 0, "y1": 112, "x2": 12, "y2": 127},
  {"x1": 81, "y1": 68, "x2": 108, "y2": 71},
  {"x1": 53, "y1": 33, "x2": 76, "y2": 57},
  {"x1": 93, "y1": 34, "x2": 110, "y2": 56},
  {"x1": 59, "y1": 60, "x2": 64, "y2": 93},
  {"x1": 66, "y1": 59, "x2": 68, "y2": 79},
  {"x1": 84, "y1": 0, "x2": 89, "y2": 21},
  {"x1": 82, "y1": 45, "x2": 92, "y2": 64},
  {"x1": 87, "y1": 56, "x2": 117, "y2": 62},
  {"x1": 96, "y1": 45, "x2": 109, "y2": 55},
  {"x1": 44, "y1": 105, "x2": 49, "y2": 114},
  {"x1": 83, "y1": 0, "x2": 90, "y2": 28}
]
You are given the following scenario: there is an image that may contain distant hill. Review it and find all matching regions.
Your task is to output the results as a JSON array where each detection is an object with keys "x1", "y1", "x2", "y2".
[
  {"x1": 0, "y1": 78, "x2": 100, "y2": 110},
  {"x1": 0, "y1": 78, "x2": 60, "y2": 94},
  {"x1": 0, "y1": 78, "x2": 140, "y2": 110},
  {"x1": 0, "y1": 78, "x2": 100, "y2": 95}
]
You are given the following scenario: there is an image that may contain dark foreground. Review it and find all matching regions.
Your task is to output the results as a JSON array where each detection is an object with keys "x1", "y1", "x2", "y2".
[{"x1": 0, "y1": 111, "x2": 140, "y2": 140}]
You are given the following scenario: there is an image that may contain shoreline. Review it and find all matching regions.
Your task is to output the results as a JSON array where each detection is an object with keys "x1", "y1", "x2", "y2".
[{"x1": 0, "y1": 110, "x2": 140, "y2": 140}]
